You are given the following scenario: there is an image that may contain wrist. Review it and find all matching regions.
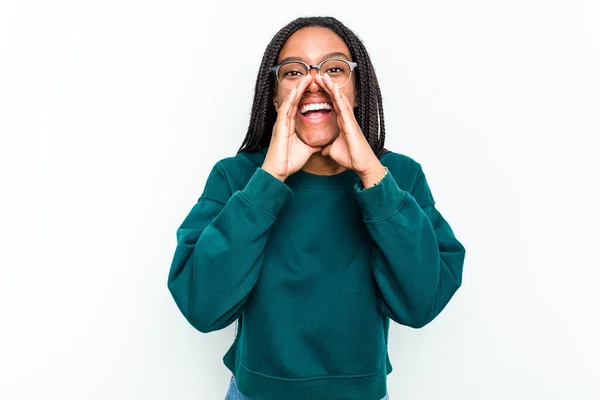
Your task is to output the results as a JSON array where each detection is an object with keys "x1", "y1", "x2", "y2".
[
  {"x1": 261, "y1": 164, "x2": 288, "y2": 182},
  {"x1": 359, "y1": 164, "x2": 388, "y2": 188}
]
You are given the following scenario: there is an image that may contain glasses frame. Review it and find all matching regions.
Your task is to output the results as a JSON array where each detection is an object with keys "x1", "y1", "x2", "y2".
[{"x1": 270, "y1": 58, "x2": 358, "y2": 91}]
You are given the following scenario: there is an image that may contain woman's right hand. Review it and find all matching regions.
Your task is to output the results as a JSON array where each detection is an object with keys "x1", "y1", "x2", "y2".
[{"x1": 261, "y1": 75, "x2": 322, "y2": 181}]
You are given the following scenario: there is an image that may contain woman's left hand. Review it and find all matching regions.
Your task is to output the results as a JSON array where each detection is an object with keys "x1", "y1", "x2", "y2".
[{"x1": 315, "y1": 73, "x2": 387, "y2": 187}]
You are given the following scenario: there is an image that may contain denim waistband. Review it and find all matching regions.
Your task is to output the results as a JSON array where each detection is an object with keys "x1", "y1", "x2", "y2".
[{"x1": 225, "y1": 376, "x2": 390, "y2": 400}]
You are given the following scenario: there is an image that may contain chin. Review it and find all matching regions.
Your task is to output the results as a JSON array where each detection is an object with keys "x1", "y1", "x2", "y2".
[{"x1": 296, "y1": 128, "x2": 338, "y2": 148}]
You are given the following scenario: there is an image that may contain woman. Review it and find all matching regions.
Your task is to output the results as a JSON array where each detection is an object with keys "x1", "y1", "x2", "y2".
[{"x1": 167, "y1": 16, "x2": 466, "y2": 400}]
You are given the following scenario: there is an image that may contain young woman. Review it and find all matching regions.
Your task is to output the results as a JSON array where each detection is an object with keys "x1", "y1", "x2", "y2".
[{"x1": 168, "y1": 16, "x2": 466, "y2": 400}]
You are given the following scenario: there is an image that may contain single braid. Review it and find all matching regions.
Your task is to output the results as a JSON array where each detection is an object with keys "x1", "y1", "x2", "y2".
[{"x1": 237, "y1": 16, "x2": 390, "y2": 159}]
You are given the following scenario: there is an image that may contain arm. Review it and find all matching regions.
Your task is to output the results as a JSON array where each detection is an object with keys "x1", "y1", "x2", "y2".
[
  {"x1": 354, "y1": 165, "x2": 466, "y2": 328},
  {"x1": 167, "y1": 164, "x2": 291, "y2": 333}
]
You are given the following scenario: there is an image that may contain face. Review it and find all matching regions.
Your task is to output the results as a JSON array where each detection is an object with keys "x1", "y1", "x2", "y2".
[{"x1": 272, "y1": 26, "x2": 358, "y2": 148}]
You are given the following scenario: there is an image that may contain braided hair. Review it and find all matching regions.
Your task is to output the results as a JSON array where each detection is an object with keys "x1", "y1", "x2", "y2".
[{"x1": 236, "y1": 16, "x2": 390, "y2": 159}]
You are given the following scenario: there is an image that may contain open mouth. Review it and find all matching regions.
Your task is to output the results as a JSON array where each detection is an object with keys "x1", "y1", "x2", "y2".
[{"x1": 298, "y1": 102, "x2": 333, "y2": 123}]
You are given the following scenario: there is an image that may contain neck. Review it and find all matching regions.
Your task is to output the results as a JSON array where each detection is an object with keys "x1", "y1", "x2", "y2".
[{"x1": 301, "y1": 152, "x2": 347, "y2": 176}]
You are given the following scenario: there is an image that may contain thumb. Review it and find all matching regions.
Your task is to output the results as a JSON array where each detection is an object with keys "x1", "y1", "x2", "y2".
[
  {"x1": 310, "y1": 145, "x2": 323, "y2": 155},
  {"x1": 321, "y1": 144, "x2": 332, "y2": 157}
]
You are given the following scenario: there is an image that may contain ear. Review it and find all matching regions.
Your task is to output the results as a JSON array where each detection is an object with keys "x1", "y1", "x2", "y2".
[
  {"x1": 354, "y1": 91, "x2": 359, "y2": 108},
  {"x1": 273, "y1": 93, "x2": 279, "y2": 109}
]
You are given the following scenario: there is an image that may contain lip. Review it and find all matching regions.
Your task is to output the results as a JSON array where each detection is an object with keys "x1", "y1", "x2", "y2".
[
  {"x1": 298, "y1": 98, "x2": 332, "y2": 107},
  {"x1": 297, "y1": 108, "x2": 333, "y2": 125}
]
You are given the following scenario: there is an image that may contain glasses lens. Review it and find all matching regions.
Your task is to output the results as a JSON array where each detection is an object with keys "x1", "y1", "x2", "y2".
[
  {"x1": 320, "y1": 59, "x2": 351, "y2": 87},
  {"x1": 278, "y1": 62, "x2": 308, "y2": 90}
]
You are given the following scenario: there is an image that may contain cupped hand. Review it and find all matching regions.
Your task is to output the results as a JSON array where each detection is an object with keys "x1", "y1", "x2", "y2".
[
  {"x1": 261, "y1": 75, "x2": 323, "y2": 181},
  {"x1": 314, "y1": 73, "x2": 380, "y2": 176}
]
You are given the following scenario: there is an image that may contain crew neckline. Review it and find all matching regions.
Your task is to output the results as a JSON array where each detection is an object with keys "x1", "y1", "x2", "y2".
[
  {"x1": 257, "y1": 147, "x2": 359, "y2": 189},
  {"x1": 286, "y1": 167, "x2": 359, "y2": 189}
]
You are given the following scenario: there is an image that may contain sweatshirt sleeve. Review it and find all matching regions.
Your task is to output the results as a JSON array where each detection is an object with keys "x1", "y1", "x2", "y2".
[
  {"x1": 353, "y1": 165, "x2": 466, "y2": 329},
  {"x1": 167, "y1": 163, "x2": 292, "y2": 333}
]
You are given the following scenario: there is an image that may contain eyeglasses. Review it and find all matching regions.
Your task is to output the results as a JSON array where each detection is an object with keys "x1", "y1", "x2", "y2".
[{"x1": 270, "y1": 58, "x2": 358, "y2": 91}]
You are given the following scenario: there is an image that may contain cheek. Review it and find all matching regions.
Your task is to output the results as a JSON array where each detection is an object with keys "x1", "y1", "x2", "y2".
[
  {"x1": 341, "y1": 85, "x2": 357, "y2": 106},
  {"x1": 275, "y1": 90, "x2": 288, "y2": 108},
  {"x1": 348, "y1": 80, "x2": 358, "y2": 106}
]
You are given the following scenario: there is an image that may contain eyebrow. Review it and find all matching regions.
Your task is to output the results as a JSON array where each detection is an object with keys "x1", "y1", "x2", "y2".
[{"x1": 278, "y1": 52, "x2": 351, "y2": 64}]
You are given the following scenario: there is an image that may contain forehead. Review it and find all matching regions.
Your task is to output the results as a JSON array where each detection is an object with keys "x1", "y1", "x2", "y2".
[{"x1": 277, "y1": 26, "x2": 352, "y2": 63}]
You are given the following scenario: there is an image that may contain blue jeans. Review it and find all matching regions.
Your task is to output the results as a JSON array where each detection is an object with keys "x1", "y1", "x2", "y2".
[{"x1": 225, "y1": 376, "x2": 389, "y2": 400}]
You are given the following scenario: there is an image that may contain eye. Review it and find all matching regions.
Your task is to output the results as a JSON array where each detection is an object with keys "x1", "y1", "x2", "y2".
[
  {"x1": 322, "y1": 62, "x2": 347, "y2": 75},
  {"x1": 279, "y1": 62, "x2": 307, "y2": 78},
  {"x1": 284, "y1": 70, "x2": 304, "y2": 77}
]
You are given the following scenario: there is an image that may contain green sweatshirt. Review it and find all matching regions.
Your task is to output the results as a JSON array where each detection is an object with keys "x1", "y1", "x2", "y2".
[{"x1": 167, "y1": 147, "x2": 466, "y2": 400}]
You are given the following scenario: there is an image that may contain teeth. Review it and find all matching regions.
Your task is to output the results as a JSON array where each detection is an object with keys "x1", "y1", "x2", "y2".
[{"x1": 300, "y1": 102, "x2": 333, "y2": 115}]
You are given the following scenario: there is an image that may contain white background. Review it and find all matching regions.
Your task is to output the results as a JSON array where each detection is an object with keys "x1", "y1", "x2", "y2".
[{"x1": 2, "y1": 1, "x2": 599, "y2": 399}]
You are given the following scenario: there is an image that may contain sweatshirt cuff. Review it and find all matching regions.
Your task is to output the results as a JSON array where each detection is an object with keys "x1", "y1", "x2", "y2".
[
  {"x1": 353, "y1": 169, "x2": 409, "y2": 221},
  {"x1": 240, "y1": 167, "x2": 292, "y2": 218}
]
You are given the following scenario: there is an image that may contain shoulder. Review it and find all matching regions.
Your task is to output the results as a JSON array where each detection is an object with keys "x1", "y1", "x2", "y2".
[
  {"x1": 217, "y1": 147, "x2": 266, "y2": 176},
  {"x1": 379, "y1": 150, "x2": 435, "y2": 206},
  {"x1": 215, "y1": 146, "x2": 264, "y2": 166},
  {"x1": 379, "y1": 149, "x2": 423, "y2": 186},
  {"x1": 206, "y1": 147, "x2": 268, "y2": 193}
]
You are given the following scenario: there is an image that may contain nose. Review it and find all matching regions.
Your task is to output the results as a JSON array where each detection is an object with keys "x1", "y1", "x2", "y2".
[{"x1": 305, "y1": 68, "x2": 323, "y2": 93}]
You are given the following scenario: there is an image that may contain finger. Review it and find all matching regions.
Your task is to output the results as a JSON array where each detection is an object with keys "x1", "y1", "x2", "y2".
[
  {"x1": 288, "y1": 97, "x2": 301, "y2": 122},
  {"x1": 272, "y1": 87, "x2": 295, "y2": 137},
  {"x1": 288, "y1": 79, "x2": 307, "y2": 120},
  {"x1": 281, "y1": 85, "x2": 297, "y2": 113},
  {"x1": 289, "y1": 116, "x2": 296, "y2": 137},
  {"x1": 288, "y1": 102, "x2": 298, "y2": 124},
  {"x1": 334, "y1": 82, "x2": 353, "y2": 114},
  {"x1": 271, "y1": 87, "x2": 298, "y2": 140},
  {"x1": 284, "y1": 77, "x2": 304, "y2": 120},
  {"x1": 314, "y1": 74, "x2": 337, "y2": 107},
  {"x1": 288, "y1": 74, "x2": 312, "y2": 119},
  {"x1": 323, "y1": 74, "x2": 352, "y2": 115},
  {"x1": 292, "y1": 74, "x2": 312, "y2": 112},
  {"x1": 314, "y1": 74, "x2": 346, "y2": 118}
]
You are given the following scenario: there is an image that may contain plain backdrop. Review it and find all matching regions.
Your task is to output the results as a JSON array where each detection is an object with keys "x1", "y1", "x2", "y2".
[{"x1": 1, "y1": 1, "x2": 599, "y2": 399}]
